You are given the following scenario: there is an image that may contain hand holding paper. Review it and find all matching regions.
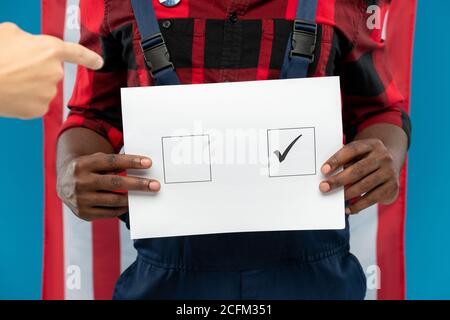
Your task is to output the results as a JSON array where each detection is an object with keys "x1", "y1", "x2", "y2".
[{"x1": 56, "y1": 148, "x2": 160, "y2": 222}]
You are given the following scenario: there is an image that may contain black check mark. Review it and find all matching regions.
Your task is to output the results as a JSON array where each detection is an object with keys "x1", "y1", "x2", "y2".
[{"x1": 273, "y1": 134, "x2": 303, "y2": 163}]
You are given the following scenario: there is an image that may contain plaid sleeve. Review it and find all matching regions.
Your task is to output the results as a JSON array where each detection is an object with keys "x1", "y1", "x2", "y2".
[
  {"x1": 60, "y1": 0, "x2": 126, "y2": 153},
  {"x1": 339, "y1": 0, "x2": 411, "y2": 145}
]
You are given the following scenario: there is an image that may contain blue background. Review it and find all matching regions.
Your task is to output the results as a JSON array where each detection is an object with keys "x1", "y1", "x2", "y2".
[
  {"x1": 0, "y1": 0, "x2": 43, "y2": 299},
  {"x1": 0, "y1": 1, "x2": 449, "y2": 299},
  {"x1": 406, "y1": 0, "x2": 450, "y2": 299}
]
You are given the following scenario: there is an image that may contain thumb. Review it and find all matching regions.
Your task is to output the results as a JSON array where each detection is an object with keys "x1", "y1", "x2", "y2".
[{"x1": 58, "y1": 41, "x2": 104, "y2": 70}]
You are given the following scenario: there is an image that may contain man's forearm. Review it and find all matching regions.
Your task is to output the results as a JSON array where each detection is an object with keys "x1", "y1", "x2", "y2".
[
  {"x1": 56, "y1": 127, "x2": 114, "y2": 174},
  {"x1": 354, "y1": 123, "x2": 408, "y2": 174}
]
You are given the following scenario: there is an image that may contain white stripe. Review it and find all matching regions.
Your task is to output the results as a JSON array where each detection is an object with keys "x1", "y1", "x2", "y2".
[
  {"x1": 381, "y1": 10, "x2": 389, "y2": 42},
  {"x1": 349, "y1": 205, "x2": 379, "y2": 300},
  {"x1": 119, "y1": 222, "x2": 137, "y2": 273},
  {"x1": 63, "y1": 0, "x2": 81, "y2": 120},
  {"x1": 63, "y1": 206, "x2": 94, "y2": 299},
  {"x1": 62, "y1": 0, "x2": 94, "y2": 300}
]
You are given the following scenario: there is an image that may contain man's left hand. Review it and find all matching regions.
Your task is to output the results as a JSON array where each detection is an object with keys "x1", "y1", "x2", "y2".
[{"x1": 319, "y1": 138, "x2": 401, "y2": 214}]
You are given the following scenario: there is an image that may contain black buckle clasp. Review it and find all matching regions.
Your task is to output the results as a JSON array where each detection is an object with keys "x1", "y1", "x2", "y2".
[
  {"x1": 141, "y1": 33, "x2": 174, "y2": 77},
  {"x1": 290, "y1": 20, "x2": 318, "y2": 62}
]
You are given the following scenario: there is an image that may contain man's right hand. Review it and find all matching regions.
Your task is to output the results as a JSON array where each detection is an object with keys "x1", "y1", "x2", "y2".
[{"x1": 57, "y1": 152, "x2": 161, "y2": 221}]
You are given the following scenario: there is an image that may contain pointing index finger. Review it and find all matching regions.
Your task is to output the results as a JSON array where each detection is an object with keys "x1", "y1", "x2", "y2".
[{"x1": 59, "y1": 41, "x2": 104, "y2": 70}]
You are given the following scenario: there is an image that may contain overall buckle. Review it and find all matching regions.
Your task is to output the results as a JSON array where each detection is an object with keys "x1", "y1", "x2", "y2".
[
  {"x1": 141, "y1": 33, "x2": 174, "y2": 77},
  {"x1": 290, "y1": 20, "x2": 318, "y2": 62}
]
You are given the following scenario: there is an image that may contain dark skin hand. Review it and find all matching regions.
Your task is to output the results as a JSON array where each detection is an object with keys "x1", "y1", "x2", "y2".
[
  {"x1": 56, "y1": 127, "x2": 161, "y2": 221},
  {"x1": 319, "y1": 123, "x2": 408, "y2": 214}
]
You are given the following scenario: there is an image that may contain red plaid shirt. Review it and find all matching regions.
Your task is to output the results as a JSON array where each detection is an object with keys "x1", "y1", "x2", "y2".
[{"x1": 62, "y1": 0, "x2": 411, "y2": 152}]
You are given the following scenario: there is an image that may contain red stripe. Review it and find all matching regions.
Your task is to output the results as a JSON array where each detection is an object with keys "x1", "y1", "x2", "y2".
[
  {"x1": 92, "y1": 219, "x2": 121, "y2": 300},
  {"x1": 313, "y1": 24, "x2": 333, "y2": 77},
  {"x1": 384, "y1": 81, "x2": 406, "y2": 108},
  {"x1": 316, "y1": 0, "x2": 336, "y2": 25},
  {"x1": 376, "y1": 0, "x2": 416, "y2": 300},
  {"x1": 286, "y1": 0, "x2": 334, "y2": 23},
  {"x1": 41, "y1": 0, "x2": 66, "y2": 300},
  {"x1": 377, "y1": 167, "x2": 407, "y2": 300},
  {"x1": 132, "y1": 19, "x2": 152, "y2": 86},
  {"x1": 191, "y1": 19, "x2": 206, "y2": 84},
  {"x1": 285, "y1": 0, "x2": 297, "y2": 20},
  {"x1": 79, "y1": 0, "x2": 105, "y2": 34},
  {"x1": 256, "y1": 19, "x2": 274, "y2": 80}
]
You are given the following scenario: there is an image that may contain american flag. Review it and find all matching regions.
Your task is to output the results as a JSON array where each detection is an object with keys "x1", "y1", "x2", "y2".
[{"x1": 41, "y1": 0, "x2": 416, "y2": 300}]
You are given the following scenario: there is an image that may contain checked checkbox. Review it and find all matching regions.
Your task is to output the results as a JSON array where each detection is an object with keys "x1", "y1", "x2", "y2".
[{"x1": 267, "y1": 127, "x2": 317, "y2": 177}]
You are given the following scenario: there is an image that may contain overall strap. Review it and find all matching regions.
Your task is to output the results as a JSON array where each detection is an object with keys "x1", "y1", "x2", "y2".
[
  {"x1": 280, "y1": 0, "x2": 319, "y2": 79},
  {"x1": 131, "y1": 0, "x2": 180, "y2": 85}
]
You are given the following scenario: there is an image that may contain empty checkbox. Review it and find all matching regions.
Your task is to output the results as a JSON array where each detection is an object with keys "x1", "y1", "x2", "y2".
[{"x1": 162, "y1": 134, "x2": 212, "y2": 184}]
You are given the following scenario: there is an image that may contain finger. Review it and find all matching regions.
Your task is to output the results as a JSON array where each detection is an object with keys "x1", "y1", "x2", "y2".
[
  {"x1": 321, "y1": 141, "x2": 373, "y2": 175},
  {"x1": 59, "y1": 41, "x2": 104, "y2": 70},
  {"x1": 346, "y1": 184, "x2": 388, "y2": 214},
  {"x1": 320, "y1": 157, "x2": 380, "y2": 193},
  {"x1": 89, "y1": 206, "x2": 129, "y2": 220},
  {"x1": 84, "y1": 154, "x2": 153, "y2": 172},
  {"x1": 344, "y1": 169, "x2": 390, "y2": 201},
  {"x1": 95, "y1": 174, "x2": 161, "y2": 192},
  {"x1": 93, "y1": 192, "x2": 129, "y2": 208}
]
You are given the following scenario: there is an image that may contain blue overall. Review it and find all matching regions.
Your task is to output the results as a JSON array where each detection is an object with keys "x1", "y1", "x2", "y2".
[{"x1": 113, "y1": 0, "x2": 367, "y2": 300}]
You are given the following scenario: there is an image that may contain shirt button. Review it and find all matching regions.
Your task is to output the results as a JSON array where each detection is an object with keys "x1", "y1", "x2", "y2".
[
  {"x1": 162, "y1": 20, "x2": 172, "y2": 29},
  {"x1": 228, "y1": 12, "x2": 238, "y2": 24}
]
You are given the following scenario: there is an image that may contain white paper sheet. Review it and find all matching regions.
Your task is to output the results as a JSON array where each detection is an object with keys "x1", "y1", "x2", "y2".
[{"x1": 121, "y1": 77, "x2": 345, "y2": 239}]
